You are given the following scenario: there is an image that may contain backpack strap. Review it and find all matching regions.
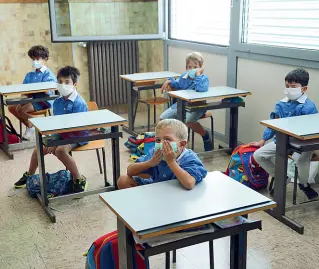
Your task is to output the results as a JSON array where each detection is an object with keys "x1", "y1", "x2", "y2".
[{"x1": 5, "y1": 116, "x2": 20, "y2": 137}]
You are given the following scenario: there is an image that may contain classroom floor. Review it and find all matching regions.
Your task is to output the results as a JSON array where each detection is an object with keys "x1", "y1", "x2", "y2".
[{"x1": 1, "y1": 114, "x2": 319, "y2": 269}]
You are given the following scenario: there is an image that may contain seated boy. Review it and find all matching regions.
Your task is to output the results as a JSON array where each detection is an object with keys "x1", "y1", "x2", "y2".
[
  {"x1": 160, "y1": 52, "x2": 212, "y2": 152},
  {"x1": 118, "y1": 119, "x2": 207, "y2": 190},
  {"x1": 251, "y1": 68, "x2": 318, "y2": 199},
  {"x1": 14, "y1": 66, "x2": 88, "y2": 193},
  {"x1": 8, "y1": 45, "x2": 57, "y2": 141}
]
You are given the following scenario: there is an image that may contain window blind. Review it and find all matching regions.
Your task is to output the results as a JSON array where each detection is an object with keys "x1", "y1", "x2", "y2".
[
  {"x1": 242, "y1": 0, "x2": 319, "y2": 50},
  {"x1": 170, "y1": 0, "x2": 231, "y2": 46}
]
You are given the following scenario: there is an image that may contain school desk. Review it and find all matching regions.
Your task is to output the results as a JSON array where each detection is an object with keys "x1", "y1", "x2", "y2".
[
  {"x1": 168, "y1": 86, "x2": 251, "y2": 153},
  {"x1": 120, "y1": 71, "x2": 181, "y2": 135},
  {"x1": 100, "y1": 171, "x2": 275, "y2": 269},
  {"x1": 29, "y1": 109, "x2": 127, "y2": 223},
  {"x1": 261, "y1": 113, "x2": 319, "y2": 234},
  {"x1": 0, "y1": 82, "x2": 58, "y2": 159}
]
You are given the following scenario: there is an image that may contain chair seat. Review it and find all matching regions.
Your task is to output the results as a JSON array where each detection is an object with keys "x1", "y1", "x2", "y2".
[
  {"x1": 200, "y1": 112, "x2": 213, "y2": 119},
  {"x1": 30, "y1": 109, "x2": 49, "y2": 116},
  {"x1": 72, "y1": 140, "x2": 105, "y2": 152},
  {"x1": 139, "y1": 97, "x2": 169, "y2": 105}
]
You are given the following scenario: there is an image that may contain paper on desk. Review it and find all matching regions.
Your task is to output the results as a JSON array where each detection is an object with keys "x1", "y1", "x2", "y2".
[{"x1": 133, "y1": 224, "x2": 216, "y2": 247}]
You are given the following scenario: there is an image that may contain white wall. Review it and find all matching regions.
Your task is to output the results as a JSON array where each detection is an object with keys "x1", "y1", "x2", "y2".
[
  {"x1": 237, "y1": 59, "x2": 319, "y2": 143},
  {"x1": 168, "y1": 46, "x2": 228, "y2": 134}
]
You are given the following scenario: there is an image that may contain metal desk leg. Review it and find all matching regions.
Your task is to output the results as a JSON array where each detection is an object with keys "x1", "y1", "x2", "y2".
[
  {"x1": 229, "y1": 107, "x2": 239, "y2": 152},
  {"x1": 35, "y1": 130, "x2": 56, "y2": 223},
  {"x1": 209, "y1": 241, "x2": 214, "y2": 269},
  {"x1": 111, "y1": 126, "x2": 120, "y2": 189},
  {"x1": 123, "y1": 82, "x2": 137, "y2": 135},
  {"x1": 230, "y1": 232, "x2": 247, "y2": 269},
  {"x1": 266, "y1": 131, "x2": 304, "y2": 234},
  {"x1": 176, "y1": 99, "x2": 186, "y2": 123},
  {"x1": 117, "y1": 217, "x2": 134, "y2": 269},
  {"x1": 0, "y1": 95, "x2": 13, "y2": 159}
]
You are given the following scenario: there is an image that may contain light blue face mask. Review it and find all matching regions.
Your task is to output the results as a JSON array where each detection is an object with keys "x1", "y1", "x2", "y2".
[
  {"x1": 154, "y1": 142, "x2": 178, "y2": 161},
  {"x1": 187, "y1": 68, "x2": 198, "y2": 79}
]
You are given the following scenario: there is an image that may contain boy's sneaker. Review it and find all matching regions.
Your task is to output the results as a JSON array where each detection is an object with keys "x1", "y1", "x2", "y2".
[
  {"x1": 22, "y1": 127, "x2": 35, "y2": 141},
  {"x1": 73, "y1": 175, "x2": 88, "y2": 193},
  {"x1": 14, "y1": 172, "x2": 30, "y2": 188},
  {"x1": 202, "y1": 132, "x2": 213, "y2": 152},
  {"x1": 299, "y1": 183, "x2": 318, "y2": 200}
]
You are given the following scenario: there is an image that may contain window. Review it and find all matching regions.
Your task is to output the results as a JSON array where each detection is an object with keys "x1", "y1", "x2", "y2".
[
  {"x1": 170, "y1": 0, "x2": 231, "y2": 46},
  {"x1": 242, "y1": 0, "x2": 319, "y2": 50}
]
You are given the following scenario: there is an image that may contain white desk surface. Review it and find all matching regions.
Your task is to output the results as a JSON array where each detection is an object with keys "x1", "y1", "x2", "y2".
[
  {"x1": 120, "y1": 71, "x2": 181, "y2": 82},
  {"x1": 0, "y1": 82, "x2": 57, "y2": 96},
  {"x1": 100, "y1": 171, "x2": 274, "y2": 237},
  {"x1": 168, "y1": 86, "x2": 251, "y2": 103},
  {"x1": 261, "y1": 114, "x2": 319, "y2": 140},
  {"x1": 30, "y1": 109, "x2": 127, "y2": 135}
]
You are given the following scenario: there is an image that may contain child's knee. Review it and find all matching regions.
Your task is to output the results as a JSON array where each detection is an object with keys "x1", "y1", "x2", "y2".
[
  {"x1": 253, "y1": 149, "x2": 263, "y2": 163},
  {"x1": 8, "y1": 105, "x2": 16, "y2": 113},
  {"x1": 117, "y1": 174, "x2": 135, "y2": 189},
  {"x1": 54, "y1": 146, "x2": 69, "y2": 158}
]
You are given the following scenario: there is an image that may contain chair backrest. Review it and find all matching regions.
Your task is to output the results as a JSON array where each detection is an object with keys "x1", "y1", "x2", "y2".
[{"x1": 87, "y1": 101, "x2": 99, "y2": 111}]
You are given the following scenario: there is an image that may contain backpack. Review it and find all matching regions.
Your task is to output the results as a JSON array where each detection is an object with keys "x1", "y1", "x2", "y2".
[
  {"x1": 0, "y1": 116, "x2": 19, "y2": 144},
  {"x1": 225, "y1": 145, "x2": 269, "y2": 190},
  {"x1": 26, "y1": 170, "x2": 73, "y2": 198},
  {"x1": 86, "y1": 230, "x2": 149, "y2": 269}
]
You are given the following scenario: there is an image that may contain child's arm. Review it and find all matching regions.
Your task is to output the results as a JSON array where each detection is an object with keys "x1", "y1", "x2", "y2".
[
  {"x1": 193, "y1": 70, "x2": 209, "y2": 92},
  {"x1": 127, "y1": 149, "x2": 162, "y2": 177},
  {"x1": 162, "y1": 141, "x2": 196, "y2": 190},
  {"x1": 161, "y1": 77, "x2": 183, "y2": 93}
]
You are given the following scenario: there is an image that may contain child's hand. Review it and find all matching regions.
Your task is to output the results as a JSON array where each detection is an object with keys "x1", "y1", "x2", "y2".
[
  {"x1": 162, "y1": 140, "x2": 178, "y2": 163},
  {"x1": 249, "y1": 139, "x2": 265, "y2": 148},
  {"x1": 149, "y1": 149, "x2": 162, "y2": 167},
  {"x1": 196, "y1": 67, "x2": 204, "y2": 76},
  {"x1": 46, "y1": 146, "x2": 57, "y2": 154},
  {"x1": 161, "y1": 80, "x2": 171, "y2": 93}
]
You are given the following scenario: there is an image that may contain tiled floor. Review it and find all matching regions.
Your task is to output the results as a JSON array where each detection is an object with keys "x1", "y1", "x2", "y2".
[{"x1": 1, "y1": 113, "x2": 319, "y2": 269}]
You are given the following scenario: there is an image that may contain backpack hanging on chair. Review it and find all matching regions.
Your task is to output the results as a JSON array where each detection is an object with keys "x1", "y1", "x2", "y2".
[
  {"x1": 225, "y1": 144, "x2": 269, "y2": 190},
  {"x1": 0, "y1": 116, "x2": 20, "y2": 144}
]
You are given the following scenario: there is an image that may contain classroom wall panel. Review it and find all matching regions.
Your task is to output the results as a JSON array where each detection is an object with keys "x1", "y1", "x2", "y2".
[
  {"x1": 167, "y1": 46, "x2": 228, "y2": 135},
  {"x1": 237, "y1": 58, "x2": 319, "y2": 144}
]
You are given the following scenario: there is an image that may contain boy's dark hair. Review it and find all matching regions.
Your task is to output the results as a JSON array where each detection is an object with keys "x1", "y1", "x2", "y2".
[
  {"x1": 285, "y1": 68, "x2": 309, "y2": 87},
  {"x1": 57, "y1": 66, "x2": 81, "y2": 84},
  {"x1": 28, "y1": 45, "x2": 49, "y2": 60}
]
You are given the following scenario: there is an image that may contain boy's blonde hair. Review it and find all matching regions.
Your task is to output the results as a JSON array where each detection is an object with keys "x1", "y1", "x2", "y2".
[
  {"x1": 186, "y1": 52, "x2": 204, "y2": 67},
  {"x1": 156, "y1": 119, "x2": 188, "y2": 141}
]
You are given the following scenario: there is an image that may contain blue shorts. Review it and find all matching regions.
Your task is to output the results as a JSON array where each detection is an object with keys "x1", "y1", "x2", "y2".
[
  {"x1": 32, "y1": 101, "x2": 50, "y2": 111},
  {"x1": 133, "y1": 176, "x2": 154, "y2": 186},
  {"x1": 160, "y1": 106, "x2": 206, "y2": 123}
]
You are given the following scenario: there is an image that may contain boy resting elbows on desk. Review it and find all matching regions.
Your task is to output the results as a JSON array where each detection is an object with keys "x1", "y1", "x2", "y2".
[
  {"x1": 250, "y1": 68, "x2": 318, "y2": 200},
  {"x1": 118, "y1": 119, "x2": 207, "y2": 190},
  {"x1": 8, "y1": 45, "x2": 57, "y2": 141},
  {"x1": 14, "y1": 66, "x2": 88, "y2": 193},
  {"x1": 160, "y1": 52, "x2": 212, "y2": 152}
]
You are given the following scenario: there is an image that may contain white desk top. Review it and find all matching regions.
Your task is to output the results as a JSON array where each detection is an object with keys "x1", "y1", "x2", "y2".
[
  {"x1": 100, "y1": 171, "x2": 274, "y2": 237},
  {"x1": 261, "y1": 114, "x2": 319, "y2": 140},
  {"x1": 120, "y1": 71, "x2": 181, "y2": 82},
  {"x1": 29, "y1": 109, "x2": 127, "y2": 135},
  {"x1": 168, "y1": 86, "x2": 251, "y2": 103},
  {"x1": 0, "y1": 82, "x2": 57, "y2": 96}
]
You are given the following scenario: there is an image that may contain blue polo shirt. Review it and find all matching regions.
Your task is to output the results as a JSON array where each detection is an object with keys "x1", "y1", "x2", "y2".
[
  {"x1": 168, "y1": 72, "x2": 209, "y2": 109},
  {"x1": 53, "y1": 90, "x2": 88, "y2": 145},
  {"x1": 136, "y1": 147, "x2": 207, "y2": 183},
  {"x1": 263, "y1": 94, "x2": 318, "y2": 142},
  {"x1": 23, "y1": 66, "x2": 56, "y2": 107}
]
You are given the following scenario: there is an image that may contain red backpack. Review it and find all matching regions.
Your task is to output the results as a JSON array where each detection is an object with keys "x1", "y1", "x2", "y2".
[
  {"x1": 0, "y1": 117, "x2": 19, "y2": 144},
  {"x1": 86, "y1": 230, "x2": 149, "y2": 269}
]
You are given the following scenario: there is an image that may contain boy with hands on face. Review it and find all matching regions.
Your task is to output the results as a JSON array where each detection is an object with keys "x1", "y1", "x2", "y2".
[{"x1": 117, "y1": 119, "x2": 207, "y2": 190}]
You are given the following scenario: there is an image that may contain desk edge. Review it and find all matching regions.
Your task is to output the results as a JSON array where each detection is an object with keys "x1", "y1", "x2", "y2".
[{"x1": 168, "y1": 92, "x2": 252, "y2": 103}]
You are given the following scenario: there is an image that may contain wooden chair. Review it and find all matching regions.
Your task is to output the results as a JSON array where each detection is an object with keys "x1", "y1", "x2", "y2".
[
  {"x1": 71, "y1": 101, "x2": 108, "y2": 187},
  {"x1": 20, "y1": 108, "x2": 51, "y2": 141},
  {"x1": 133, "y1": 80, "x2": 169, "y2": 131}
]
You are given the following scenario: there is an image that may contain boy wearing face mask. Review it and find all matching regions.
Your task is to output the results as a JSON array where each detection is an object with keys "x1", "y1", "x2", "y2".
[
  {"x1": 251, "y1": 68, "x2": 318, "y2": 200},
  {"x1": 8, "y1": 45, "x2": 57, "y2": 141},
  {"x1": 14, "y1": 66, "x2": 88, "y2": 193},
  {"x1": 160, "y1": 52, "x2": 212, "y2": 152},
  {"x1": 118, "y1": 119, "x2": 207, "y2": 190}
]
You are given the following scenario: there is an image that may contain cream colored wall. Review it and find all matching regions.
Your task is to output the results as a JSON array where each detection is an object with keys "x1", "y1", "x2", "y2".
[
  {"x1": 168, "y1": 46, "x2": 228, "y2": 134},
  {"x1": 237, "y1": 59, "x2": 319, "y2": 144}
]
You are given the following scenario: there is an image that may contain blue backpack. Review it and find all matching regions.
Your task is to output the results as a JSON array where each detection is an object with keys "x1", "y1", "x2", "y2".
[
  {"x1": 226, "y1": 145, "x2": 269, "y2": 190},
  {"x1": 26, "y1": 170, "x2": 73, "y2": 198}
]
